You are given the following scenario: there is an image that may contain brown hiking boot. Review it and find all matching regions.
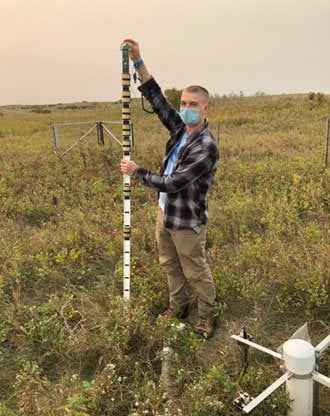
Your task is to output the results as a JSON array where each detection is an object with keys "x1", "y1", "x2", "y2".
[
  {"x1": 159, "y1": 304, "x2": 190, "y2": 319},
  {"x1": 194, "y1": 316, "x2": 216, "y2": 339}
]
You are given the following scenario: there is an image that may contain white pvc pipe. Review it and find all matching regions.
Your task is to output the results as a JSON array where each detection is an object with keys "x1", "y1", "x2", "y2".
[
  {"x1": 243, "y1": 371, "x2": 292, "y2": 414},
  {"x1": 313, "y1": 371, "x2": 330, "y2": 388},
  {"x1": 315, "y1": 334, "x2": 330, "y2": 355},
  {"x1": 231, "y1": 334, "x2": 283, "y2": 360},
  {"x1": 286, "y1": 377, "x2": 313, "y2": 416},
  {"x1": 283, "y1": 339, "x2": 315, "y2": 416}
]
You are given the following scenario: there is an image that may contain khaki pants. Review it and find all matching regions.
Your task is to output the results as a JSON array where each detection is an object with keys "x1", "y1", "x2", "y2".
[{"x1": 156, "y1": 208, "x2": 216, "y2": 317}]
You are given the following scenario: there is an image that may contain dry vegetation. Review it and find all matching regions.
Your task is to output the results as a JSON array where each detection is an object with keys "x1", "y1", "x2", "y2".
[{"x1": 0, "y1": 92, "x2": 329, "y2": 415}]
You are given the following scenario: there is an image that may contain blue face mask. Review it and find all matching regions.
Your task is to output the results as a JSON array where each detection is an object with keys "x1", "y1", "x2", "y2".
[{"x1": 179, "y1": 108, "x2": 200, "y2": 126}]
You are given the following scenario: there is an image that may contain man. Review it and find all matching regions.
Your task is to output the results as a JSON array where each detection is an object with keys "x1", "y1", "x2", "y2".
[{"x1": 120, "y1": 39, "x2": 219, "y2": 339}]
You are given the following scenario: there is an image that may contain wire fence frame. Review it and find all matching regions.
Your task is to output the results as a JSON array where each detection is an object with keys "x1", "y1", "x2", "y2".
[{"x1": 52, "y1": 120, "x2": 128, "y2": 157}]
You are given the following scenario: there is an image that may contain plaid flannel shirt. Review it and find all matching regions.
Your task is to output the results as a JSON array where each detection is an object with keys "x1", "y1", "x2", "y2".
[{"x1": 134, "y1": 77, "x2": 219, "y2": 230}]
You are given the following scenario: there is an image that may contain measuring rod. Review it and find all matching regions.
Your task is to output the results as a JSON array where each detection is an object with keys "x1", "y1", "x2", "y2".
[{"x1": 121, "y1": 43, "x2": 132, "y2": 300}]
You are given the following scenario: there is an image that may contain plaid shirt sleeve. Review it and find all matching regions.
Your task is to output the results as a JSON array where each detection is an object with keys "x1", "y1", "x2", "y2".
[
  {"x1": 138, "y1": 77, "x2": 184, "y2": 133},
  {"x1": 134, "y1": 137, "x2": 217, "y2": 193}
]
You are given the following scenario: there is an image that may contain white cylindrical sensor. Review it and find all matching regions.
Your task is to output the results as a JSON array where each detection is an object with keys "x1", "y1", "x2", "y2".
[
  {"x1": 283, "y1": 339, "x2": 315, "y2": 375},
  {"x1": 283, "y1": 339, "x2": 315, "y2": 416}
]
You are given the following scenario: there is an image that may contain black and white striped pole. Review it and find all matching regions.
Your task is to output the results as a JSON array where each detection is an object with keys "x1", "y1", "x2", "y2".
[{"x1": 120, "y1": 43, "x2": 132, "y2": 300}]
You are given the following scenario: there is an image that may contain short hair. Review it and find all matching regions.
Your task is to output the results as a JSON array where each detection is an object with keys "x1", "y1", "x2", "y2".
[{"x1": 183, "y1": 85, "x2": 210, "y2": 104}]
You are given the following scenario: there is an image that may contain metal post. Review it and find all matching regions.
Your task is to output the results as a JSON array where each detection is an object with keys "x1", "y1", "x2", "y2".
[
  {"x1": 325, "y1": 118, "x2": 329, "y2": 166},
  {"x1": 53, "y1": 124, "x2": 60, "y2": 148},
  {"x1": 97, "y1": 122, "x2": 104, "y2": 146},
  {"x1": 121, "y1": 43, "x2": 132, "y2": 300}
]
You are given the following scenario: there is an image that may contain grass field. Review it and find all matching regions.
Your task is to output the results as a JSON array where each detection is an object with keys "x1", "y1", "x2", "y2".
[{"x1": 0, "y1": 93, "x2": 329, "y2": 415}]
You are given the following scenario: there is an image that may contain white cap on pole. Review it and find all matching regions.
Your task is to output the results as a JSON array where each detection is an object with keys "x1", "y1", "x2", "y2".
[{"x1": 283, "y1": 339, "x2": 315, "y2": 375}]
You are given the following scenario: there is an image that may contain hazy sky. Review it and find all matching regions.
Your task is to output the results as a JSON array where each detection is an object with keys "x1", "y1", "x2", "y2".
[{"x1": 1, "y1": 0, "x2": 329, "y2": 105}]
